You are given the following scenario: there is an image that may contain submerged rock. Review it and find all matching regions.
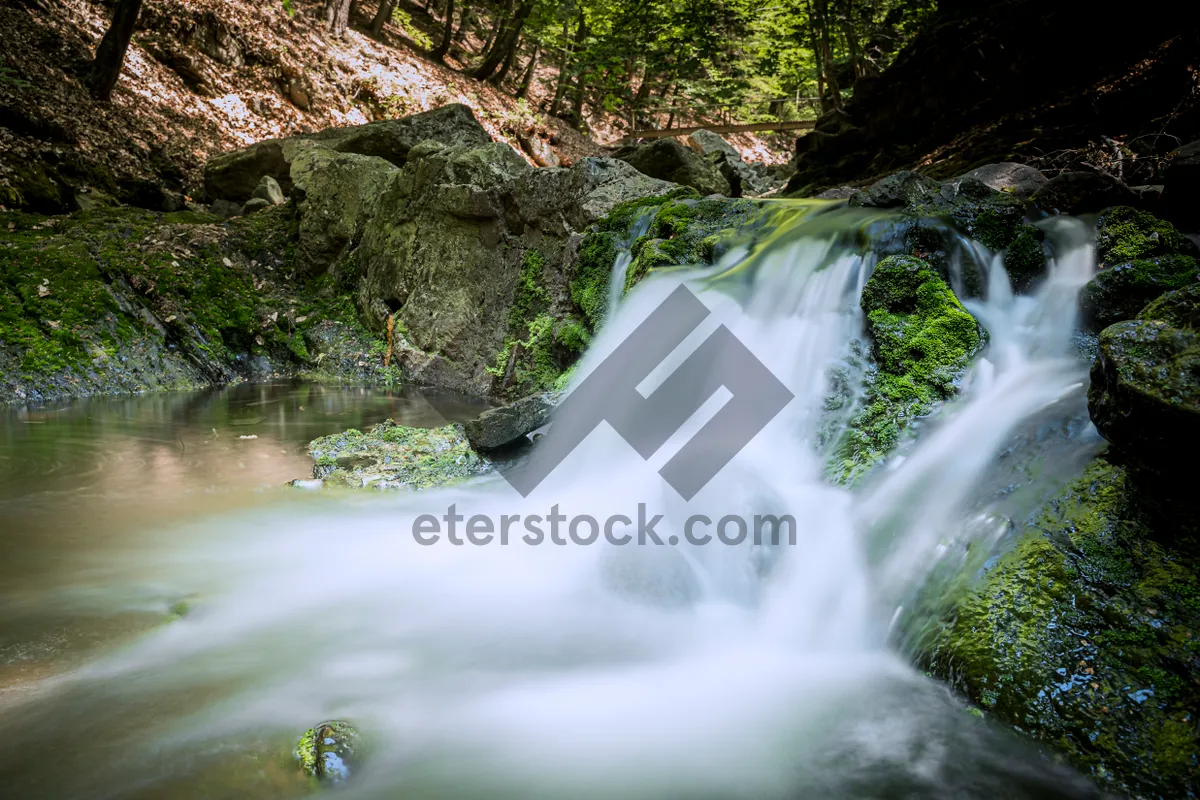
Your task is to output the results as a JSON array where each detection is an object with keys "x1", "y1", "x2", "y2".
[
  {"x1": 611, "y1": 139, "x2": 730, "y2": 197},
  {"x1": 308, "y1": 420, "x2": 490, "y2": 489},
  {"x1": 827, "y1": 255, "x2": 982, "y2": 485},
  {"x1": 911, "y1": 457, "x2": 1200, "y2": 799},
  {"x1": 296, "y1": 721, "x2": 359, "y2": 783}
]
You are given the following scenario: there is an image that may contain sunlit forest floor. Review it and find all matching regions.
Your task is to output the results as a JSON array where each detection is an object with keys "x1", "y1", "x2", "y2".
[{"x1": 0, "y1": 0, "x2": 793, "y2": 209}]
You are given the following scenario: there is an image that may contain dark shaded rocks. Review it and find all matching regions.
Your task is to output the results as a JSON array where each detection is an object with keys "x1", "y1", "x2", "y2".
[
  {"x1": 242, "y1": 197, "x2": 271, "y2": 214},
  {"x1": 1029, "y1": 171, "x2": 1137, "y2": 216},
  {"x1": 203, "y1": 104, "x2": 491, "y2": 202},
  {"x1": 252, "y1": 175, "x2": 286, "y2": 206},
  {"x1": 1088, "y1": 288, "x2": 1200, "y2": 470},
  {"x1": 208, "y1": 197, "x2": 243, "y2": 218},
  {"x1": 1079, "y1": 254, "x2": 1196, "y2": 331},
  {"x1": 611, "y1": 139, "x2": 729, "y2": 197},
  {"x1": 463, "y1": 392, "x2": 556, "y2": 450},
  {"x1": 956, "y1": 162, "x2": 1047, "y2": 198},
  {"x1": 1163, "y1": 140, "x2": 1200, "y2": 232},
  {"x1": 296, "y1": 721, "x2": 359, "y2": 783},
  {"x1": 848, "y1": 170, "x2": 942, "y2": 208},
  {"x1": 687, "y1": 129, "x2": 774, "y2": 197},
  {"x1": 1094, "y1": 205, "x2": 1195, "y2": 267}
]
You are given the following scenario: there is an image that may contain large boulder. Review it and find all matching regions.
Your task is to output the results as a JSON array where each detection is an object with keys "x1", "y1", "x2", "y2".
[
  {"x1": 203, "y1": 104, "x2": 491, "y2": 202},
  {"x1": 1087, "y1": 284, "x2": 1200, "y2": 468},
  {"x1": 462, "y1": 391, "x2": 556, "y2": 450},
  {"x1": 1093, "y1": 205, "x2": 1196, "y2": 267},
  {"x1": 687, "y1": 129, "x2": 771, "y2": 197},
  {"x1": 1078, "y1": 254, "x2": 1196, "y2": 331},
  {"x1": 911, "y1": 457, "x2": 1200, "y2": 799},
  {"x1": 1163, "y1": 139, "x2": 1200, "y2": 232},
  {"x1": 955, "y1": 162, "x2": 1048, "y2": 198},
  {"x1": 611, "y1": 139, "x2": 730, "y2": 197}
]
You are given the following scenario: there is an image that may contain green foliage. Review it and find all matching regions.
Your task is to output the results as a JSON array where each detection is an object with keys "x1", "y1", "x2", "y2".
[
  {"x1": 0, "y1": 56, "x2": 29, "y2": 89},
  {"x1": 392, "y1": 6, "x2": 434, "y2": 49}
]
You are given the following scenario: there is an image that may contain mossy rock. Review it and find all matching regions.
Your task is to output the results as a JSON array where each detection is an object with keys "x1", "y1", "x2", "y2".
[
  {"x1": 827, "y1": 255, "x2": 981, "y2": 485},
  {"x1": 1079, "y1": 254, "x2": 1197, "y2": 331},
  {"x1": 308, "y1": 420, "x2": 490, "y2": 490},
  {"x1": 911, "y1": 457, "x2": 1200, "y2": 798},
  {"x1": 296, "y1": 721, "x2": 359, "y2": 783},
  {"x1": 1095, "y1": 206, "x2": 1195, "y2": 267}
]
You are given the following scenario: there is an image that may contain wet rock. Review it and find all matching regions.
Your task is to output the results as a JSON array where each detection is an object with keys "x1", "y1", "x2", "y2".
[
  {"x1": 203, "y1": 104, "x2": 490, "y2": 202},
  {"x1": 252, "y1": 175, "x2": 286, "y2": 206},
  {"x1": 1078, "y1": 254, "x2": 1196, "y2": 331},
  {"x1": 296, "y1": 721, "x2": 359, "y2": 783},
  {"x1": 1088, "y1": 290, "x2": 1200, "y2": 468},
  {"x1": 1029, "y1": 171, "x2": 1137, "y2": 216},
  {"x1": 611, "y1": 139, "x2": 730, "y2": 197},
  {"x1": 813, "y1": 186, "x2": 856, "y2": 200},
  {"x1": 463, "y1": 391, "x2": 556, "y2": 450},
  {"x1": 308, "y1": 420, "x2": 491, "y2": 490},
  {"x1": 911, "y1": 457, "x2": 1200, "y2": 799},
  {"x1": 955, "y1": 162, "x2": 1047, "y2": 198},
  {"x1": 1163, "y1": 140, "x2": 1200, "y2": 231},
  {"x1": 828, "y1": 255, "x2": 982, "y2": 485}
]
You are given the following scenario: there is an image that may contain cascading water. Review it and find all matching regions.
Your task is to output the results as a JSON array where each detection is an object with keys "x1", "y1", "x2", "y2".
[{"x1": 0, "y1": 201, "x2": 1112, "y2": 799}]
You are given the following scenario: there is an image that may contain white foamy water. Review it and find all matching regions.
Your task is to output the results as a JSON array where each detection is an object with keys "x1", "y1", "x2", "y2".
[{"x1": 0, "y1": 204, "x2": 1107, "y2": 799}]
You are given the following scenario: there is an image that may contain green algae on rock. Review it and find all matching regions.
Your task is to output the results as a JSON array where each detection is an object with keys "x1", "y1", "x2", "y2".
[
  {"x1": 1079, "y1": 254, "x2": 1197, "y2": 331},
  {"x1": 296, "y1": 721, "x2": 360, "y2": 783},
  {"x1": 1094, "y1": 205, "x2": 1195, "y2": 266},
  {"x1": 308, "y1": 420, "x2": 490, "y2": 490},
  {"x1": 911, "y1": 457, "x2": 1200, "y2": 799},
  {"x1": 827, "y1": 255, "x2": 982, "y2": 485}
]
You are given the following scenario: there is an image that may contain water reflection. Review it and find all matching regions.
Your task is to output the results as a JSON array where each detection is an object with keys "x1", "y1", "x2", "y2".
[{"x1": 0, "y1": 382, "x2": 489, "y2": 702}]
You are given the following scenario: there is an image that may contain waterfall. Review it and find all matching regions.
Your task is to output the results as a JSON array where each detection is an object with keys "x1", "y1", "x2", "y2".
[{"x1": 0, "y1": 202, "x2": 1107, "y2": 800}]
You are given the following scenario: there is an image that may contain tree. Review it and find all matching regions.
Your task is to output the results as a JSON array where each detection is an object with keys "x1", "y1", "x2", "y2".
[
  {"x1": 471, "y1": 0, "x2": 536, "y2": 81},
  {"x1": 85, "y1": 0, "x2": 143, "y2": 101},
  {"x1": 325, "y1": 0, "x2": 354, "y2": 37},
  {"x1": 431, "y1": 0, "x2": 457, "y2": 62},
  {"x1": 371, "y1": 0, "x2": 398, "y2": 37},
  {"x1": 516, "y1": 43, "x2": 540, "y2": 98}
]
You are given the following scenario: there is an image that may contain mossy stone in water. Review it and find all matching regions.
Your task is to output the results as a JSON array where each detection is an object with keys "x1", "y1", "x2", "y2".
[
  {"x1": 827, "y1": 255, "x2": 981, "y2": 485},
  {"x1": 296, "y1": 721, "x2": 359, "y2": 783},
  {"x1": 308, "y1": 420, "x2": 490, "y2": 490},
  {"x1": 1095, "y1": 205, "x2": 1195, "y2": 266},
  {"x1": 1079, "y1": 254, "x2": 1197, "y2": 331}
]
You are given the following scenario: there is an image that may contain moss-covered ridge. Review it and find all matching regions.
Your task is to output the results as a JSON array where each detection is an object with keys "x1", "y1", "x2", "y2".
[
  {"x1": 570, "y1": 188, "x2": 758, "y2": 332},
  {"x1": 308, "y1": 419, "x2": 490, "y2": 490},
  {"x1": 912, "y1": 456, "x2": 1200, "y2": 798},
  {"x1": 0, "y1": 204, "x2": 396, "y2": 402},
  {"x1": 827, "y1": 255, "x2": 982, "y2": 485}
]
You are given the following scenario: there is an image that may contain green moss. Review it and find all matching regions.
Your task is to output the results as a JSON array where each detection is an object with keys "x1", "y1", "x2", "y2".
[
  {"x1": 1081, "y1": 254, "x2": 1197, "y2": 330},
  {"x1": 508, "y1": 249, "x2": 549, "y2": 334},
  {"x1": 1003, "y1": 226, "x2": 1047, "y2": 289},
  {"x1": 828, "y1": 255, "x2": 981, "y2": 485},
  {"x1": 912, "y1": 458, "x2": 1200, "y2": 798},
  {"x1": 1096, "y1": 206, "x2": 1192, "y2": 265},
  {"x1": 309, "y1": 420, "x2": 489, "y2": 490}
]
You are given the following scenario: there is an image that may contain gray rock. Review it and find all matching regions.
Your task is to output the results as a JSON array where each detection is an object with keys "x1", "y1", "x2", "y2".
[
  {"x1": 242, "y1": 197, "x2": 271, "y2": 215},
  {"x1": 208, "y1": 198, "x2": 243, "y2": 218},
  {"x1": 956, "y1": 162, "x2": 1047, "y2": 198},
  {"x1": 848, "y1": 170, "x2": 942, "y2": 208},
  {"x1": 203, "y1": 104, "x2": 491, "y2": 202},
  {"x1": 611, "y1": 139, "x2": 729, "y2": 196},
  {"x1": 252, "y1": 175, "x2": 286, "y2": 205},
  {"x1": 813, "y1": 186, "x2": 856, "y2": 200},
  {"x1": 463, "y1": 392, "x2": 556, "y2": 450},
  {"x1": 1029, "y1": 171, "x2": 1137, "y2": 215}
]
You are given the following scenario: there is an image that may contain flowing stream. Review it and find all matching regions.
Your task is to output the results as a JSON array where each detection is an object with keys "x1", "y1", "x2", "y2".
[{"x1": 0, "y1": 201, "x2": 1114, "y2": 799}]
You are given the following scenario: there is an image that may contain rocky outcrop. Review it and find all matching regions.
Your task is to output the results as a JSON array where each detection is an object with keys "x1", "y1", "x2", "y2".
[
  {"x1": 827, "y1": 255, "x2": 982, "y2": 485},
  {"x1": 611, "y1": 139, "x2": 730, "y2": 197},
  {"x1": 912, "y1": 457, "x2": 1200, "y2": 799},
  {"x1": 687, "y1": 129, "x2": 779, "y2": 197},
  {"x1": 203, "y1": 104, "x2": 491, "y2": 202}
]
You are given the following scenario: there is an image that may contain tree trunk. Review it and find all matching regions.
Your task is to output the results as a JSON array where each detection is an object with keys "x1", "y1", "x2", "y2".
[
  {"x1": 471, "y1": 0, "x2": 532, "y2": 81},
  {"x1": 86, "y1": 0, "x2": 143, "y2": 101},
  {"x1": 548, "y1": 21, "x2": 573, "y2": 115},
  {"x1": 805, "y1": 0, "x2": 827, "y2": 112},
  {"x1": 515, "y1": 44, "x2": 539, "y2": 99},
  {"x1": 370, "y1": 0, "x2": 397, "y2": 37},
  {"x1": 480, "y1": 0, "x2": 513, "y2": 59},
  {"x1": 453, "y1": 5, "x2": 473, "y2": 43},
  {"x1": 325, "y1": 0, "x2": 353, "y2": 38},
  {"x1": 431, "y1": 0, "x2": 456, "y2": 61},
  {"x1": 489, "y1": 33, "x2": 521, "y2": 86}
]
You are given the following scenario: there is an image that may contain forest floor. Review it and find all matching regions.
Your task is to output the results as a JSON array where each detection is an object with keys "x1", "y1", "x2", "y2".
[{"x1": 0, "y1": 0, "x2": 794, "y2": 210}]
